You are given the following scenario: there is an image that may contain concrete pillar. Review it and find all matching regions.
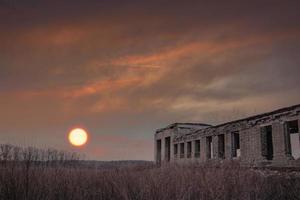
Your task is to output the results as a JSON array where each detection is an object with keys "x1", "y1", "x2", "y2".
[
  {"x1": 170, "y1": 136, "x2": 174, "y2": 162},
  {"x1": 240, "y1": 129, "x2": 251, "y2": 164},
  {"x1": 191, "y1": 140, "x2": 195, "y2": 161},
  {"x1": 212, "y1": 135, "x2": 218, "y2": 159},
  {"x1": 253, "y1": 126, "x2": 268, "y2": 164},
  {"x1": 200, "y1": 137, "x2": 206, "y2": 162},
  {"x1": 272, "y1": 122, "x2": 290, "y2": 163}
]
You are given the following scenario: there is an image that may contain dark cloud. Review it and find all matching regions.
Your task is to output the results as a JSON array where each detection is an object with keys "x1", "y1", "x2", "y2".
[{"x1": 0, "y1": 0, "x2": 299, "y2": 160}]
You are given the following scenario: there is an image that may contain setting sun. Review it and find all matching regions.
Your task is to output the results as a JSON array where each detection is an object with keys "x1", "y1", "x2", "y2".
[{"x1": 68, "y1": 128, "x2": 88, "y2": 146}]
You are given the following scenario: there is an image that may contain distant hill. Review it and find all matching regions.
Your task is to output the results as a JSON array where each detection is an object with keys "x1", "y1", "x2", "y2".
[{"x1": 77, "y1": 160, "x2": 154, "y2": 169}]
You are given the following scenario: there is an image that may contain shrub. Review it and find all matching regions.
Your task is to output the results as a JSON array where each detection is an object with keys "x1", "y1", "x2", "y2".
[{"x1": 0, "y1": 144, "x2": 299, "y2": 200}]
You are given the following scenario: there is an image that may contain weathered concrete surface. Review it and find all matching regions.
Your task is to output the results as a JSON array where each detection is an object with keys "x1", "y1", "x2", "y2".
[{"x1": 155, "y1": 104, "x2": 300, "y2": 167}]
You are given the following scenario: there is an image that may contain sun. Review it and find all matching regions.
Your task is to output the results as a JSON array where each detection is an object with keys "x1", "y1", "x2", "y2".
[{"x1": 68, "y1": 128, "x2": 88, "y2": 146}]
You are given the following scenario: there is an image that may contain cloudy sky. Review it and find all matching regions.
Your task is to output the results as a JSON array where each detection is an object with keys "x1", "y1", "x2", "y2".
[{"x1": 0, "y1": 0, "x2": 300, "y2": 160}]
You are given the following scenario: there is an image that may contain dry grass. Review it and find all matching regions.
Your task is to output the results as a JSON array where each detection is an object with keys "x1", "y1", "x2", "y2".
[{"x1": 0, "y1": 144, "x2": 299, "y2": 200}]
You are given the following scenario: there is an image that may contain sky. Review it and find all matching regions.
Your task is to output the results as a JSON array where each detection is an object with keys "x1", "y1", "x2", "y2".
[{"x1": 0, "y1": 0, "x2": 300, "y2": 160}]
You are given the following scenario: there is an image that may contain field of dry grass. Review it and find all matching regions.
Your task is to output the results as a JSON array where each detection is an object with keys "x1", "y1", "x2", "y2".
[{"x1": 0, "y1": 144, "x2": 299, "y2": 200}]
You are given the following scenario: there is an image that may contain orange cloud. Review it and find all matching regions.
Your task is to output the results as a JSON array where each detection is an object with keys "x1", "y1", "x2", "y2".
[{"x1": 112, "y1": 27, "x2": 300, "y2": 69}]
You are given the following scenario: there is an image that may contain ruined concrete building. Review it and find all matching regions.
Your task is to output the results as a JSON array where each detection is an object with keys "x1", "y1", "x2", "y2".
[{"x1": 154, "y1": 104, "x2": 300, "y2": 166}]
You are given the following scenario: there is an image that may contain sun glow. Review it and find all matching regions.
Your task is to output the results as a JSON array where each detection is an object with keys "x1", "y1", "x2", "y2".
[{"x1": 68, "y1": 128, "x2": 88, "y2": 146}]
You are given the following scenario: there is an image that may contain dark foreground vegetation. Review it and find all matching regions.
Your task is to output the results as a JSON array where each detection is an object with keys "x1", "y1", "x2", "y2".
[{"x1": 0, "y1": 144, "x2": 300, "y2": 200}]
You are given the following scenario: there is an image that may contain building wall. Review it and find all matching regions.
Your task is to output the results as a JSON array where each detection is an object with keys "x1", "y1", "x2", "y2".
[
  {"x1": 154, "y1": 128, "x2": 173, "y2": 164},
  {"x1": 155, "y1": 105, "x2": 300, "y2": 167}
]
